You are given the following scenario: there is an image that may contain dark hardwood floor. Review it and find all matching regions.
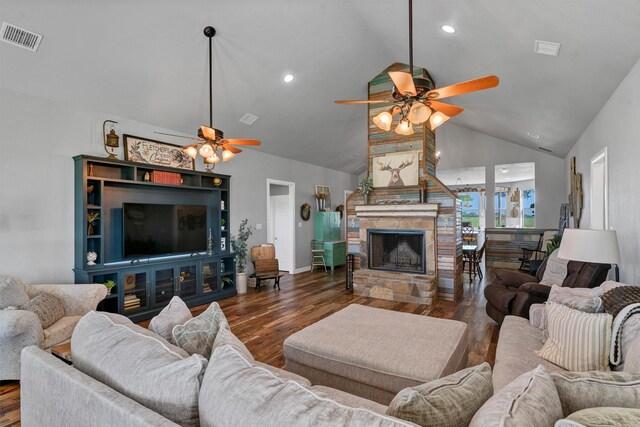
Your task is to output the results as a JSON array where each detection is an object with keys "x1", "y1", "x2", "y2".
[{"x1": 0, "y1": 267, "x2": 498, "y2": 427}]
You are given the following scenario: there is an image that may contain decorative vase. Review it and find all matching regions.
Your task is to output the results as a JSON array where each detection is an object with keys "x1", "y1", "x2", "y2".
[
  {"x1": 87, "y1": 223, "x2": 94, "y2": 236},
  {"x1": 236, "y1": 272, "x2": 248, "y2": 294},
  {"x1": 363, "y1": 193, "x2": 369, "y2": 205},
  {"x1": 207, "y1": 228, "x2": 214, "y2": 255},
  {"x1": 86, "y1": 251, "x2": 97, "y2": 266}
]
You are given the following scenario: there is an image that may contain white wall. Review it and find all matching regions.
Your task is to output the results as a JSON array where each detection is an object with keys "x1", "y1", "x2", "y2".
[
  {"x1": 0, "y1": 89, "x2": 357, "y2": 283},
  {"x1": 565, "y1": 56, "x2": 640, "y2": 284},
  {"x1": 436, "y1": 124, "x2": 566, "y2": 229}
]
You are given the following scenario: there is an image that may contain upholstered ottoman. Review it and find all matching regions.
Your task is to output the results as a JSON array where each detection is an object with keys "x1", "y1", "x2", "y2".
[{"x1": 283, "y1": 304, "x2": 468, "y2": 405}]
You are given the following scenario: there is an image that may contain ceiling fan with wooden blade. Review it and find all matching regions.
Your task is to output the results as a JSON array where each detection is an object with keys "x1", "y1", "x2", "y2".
[
  {"x1": 335, "y1": 0, "x2": 499, "y2": 134},
  {"x1": 155, "y1": 26, "x2": 261, "y2": 171}
]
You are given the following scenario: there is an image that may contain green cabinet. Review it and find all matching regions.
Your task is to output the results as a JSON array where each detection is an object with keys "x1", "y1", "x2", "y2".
[
  {"x1": 321, "y1": 241, "x2": 346, "y2": 272},
  {"x1": 314, "y1": 212, "x2": 341, "y2": 241},
  {"x1": 314, "y1": 212, "x2": 345, "y2": 271}
]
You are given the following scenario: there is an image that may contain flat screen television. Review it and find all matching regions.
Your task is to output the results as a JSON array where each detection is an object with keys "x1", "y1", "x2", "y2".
[{"x1": 123, "y1": 203, "x2": 207, "y2": 258}]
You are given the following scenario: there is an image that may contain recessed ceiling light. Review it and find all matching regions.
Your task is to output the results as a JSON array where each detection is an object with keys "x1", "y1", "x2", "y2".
[
  {"x1": 441, "y1": 25, "x2": 455, "y2": 34},
  {"x1": 499, "y1": 167, "x2": 510, "y2": 174},
  {"x1": 527, "y1": 132, "x2": 540, "y2": 139},
  {"x1": 283, "y1": 74, "x2": 294, "y2": 83}
]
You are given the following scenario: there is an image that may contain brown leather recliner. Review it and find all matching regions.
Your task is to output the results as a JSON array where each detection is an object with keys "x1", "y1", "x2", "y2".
[{"x1": 484, "y1": 258, "x2": 611, "y2": 325}]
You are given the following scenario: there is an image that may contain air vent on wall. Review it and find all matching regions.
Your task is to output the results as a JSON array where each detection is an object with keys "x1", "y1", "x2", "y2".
[
  {"x1": 538, "y1": 146, "x2": 554, "y2": 153},
  {"x1": 1, "y1": 22, "x2": 43, "y2": 52},
  {"x1": 239, "y1": 113, "x2": 258, "y2": 125}
]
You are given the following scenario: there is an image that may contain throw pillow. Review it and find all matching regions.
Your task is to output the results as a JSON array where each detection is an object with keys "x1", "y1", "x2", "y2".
[
  {"x1": 539, "y1": 250, "x2": 568, "y2": 287},
  {"x1": 211, "y1": 322, "x2": 254, "y2": 362},
  {"x1": 602, "y1": 285, "x2": 640, "y2": 319},
  {"x1": 172, "y1": 302, "x2": 228, "y2": 358},
  {"x1": 149, "y1": 296, "x2": 192, "y2": 342},
  {"x1": 550, "y1": 371, "x2": 640, "y2": 417},
  {"x1": 17, "y1": 292, "x2": 65, "y2": 328},
  {"x1": 72, "y1": 311, "x2": 207, "y2": 427},
  {"x1": 469, "y1": 365, "x2": 563, "y2": 427},
  {"x1": 198, "y1": 345, "x2": 415, "y2": 427},
  {"x1": 548, "y1": 285, "x2": 604, "y2": 313},
  {"x1": 386, "y1": 362, "x2": 493, "y2": 427},
  {"x1": 0, "y1": 275, "x2": 30, "y2": 310},
  {"x1": 555, "y1": 407, "x2": 640, "y2": 427},
  {"x1": 536, "y1": 303, "x2": 612, "y2": 371}
]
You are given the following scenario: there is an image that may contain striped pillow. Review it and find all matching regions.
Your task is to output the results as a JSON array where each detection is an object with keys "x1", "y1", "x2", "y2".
[{"x1": 536, "y1": 302, "x2": 612, "y2": 371}]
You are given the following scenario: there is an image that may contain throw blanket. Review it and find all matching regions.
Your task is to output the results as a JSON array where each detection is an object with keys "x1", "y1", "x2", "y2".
[{"x1": 610, "y1": 302, "x2": 640, "y2": 366}]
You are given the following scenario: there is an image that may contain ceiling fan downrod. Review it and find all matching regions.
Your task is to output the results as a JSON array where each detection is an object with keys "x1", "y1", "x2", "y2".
[{"x1": 204, "y1": 26, "x2": 216, "y2": 129}]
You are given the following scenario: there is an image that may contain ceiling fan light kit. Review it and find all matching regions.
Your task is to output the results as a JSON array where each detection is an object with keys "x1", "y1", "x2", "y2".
[
  {"x1": 155, "y1": 26, "x2": 261, "y2": 172},
  {"x1": 335, "y1": 0, "x2": 499, "y2": 134}
]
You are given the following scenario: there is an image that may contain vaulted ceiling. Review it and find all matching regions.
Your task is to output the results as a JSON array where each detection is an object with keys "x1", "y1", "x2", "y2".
[{"x1": 2, "y1": 1, "x2": 640, "y2": 174}]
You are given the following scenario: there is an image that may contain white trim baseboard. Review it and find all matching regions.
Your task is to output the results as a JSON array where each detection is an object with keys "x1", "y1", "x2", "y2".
[{"x1": 294, "y1": 266, "x2": 311, "y2": 274}]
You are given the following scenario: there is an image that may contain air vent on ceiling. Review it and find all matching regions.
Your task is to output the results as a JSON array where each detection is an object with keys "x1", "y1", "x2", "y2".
[
  {"x1": 538, "y1": 146, "x2": 554, "y2": 153},
  {"x1": 534, "y1": 40, "x2": 560, "y2": 57},
  {"x1": 1, "y1": 22, "x2": 43, "y2": 52},
  {"x1": 239, "y1": 113, "x2": 258, "y2": 125}
]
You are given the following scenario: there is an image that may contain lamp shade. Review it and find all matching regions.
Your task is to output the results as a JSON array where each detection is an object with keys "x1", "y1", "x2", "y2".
[
  {"x1": 373, "y1": 111, "x2": 393, "y2": 131},
  {"x1": 184, "y1": 146, "x2": 198, "y2": 159},
  {"x1": 395, "y1": 119, "x2": 414, "y2": 135},
  {"x1": 557, "y1": 229, "x2": 620, "y2": 264},
  {"x1": 407, "y1": 102, "x2": 431, "y2": 124},
  {"x1": 221, "y1": 149, "x2": 236, "y2": 161}
]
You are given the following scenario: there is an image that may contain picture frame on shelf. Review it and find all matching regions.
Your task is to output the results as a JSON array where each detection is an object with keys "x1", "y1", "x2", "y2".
[
  {"x1": 123, "y1": 134, "x2": 195, "y2": 170},
  {"x1": 221, "y1": 237, "x2": 226, "y2": 251}
]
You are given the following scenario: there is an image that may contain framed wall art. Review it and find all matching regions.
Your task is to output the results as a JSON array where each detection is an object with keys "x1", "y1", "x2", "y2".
[
  {"x1": 372, "y1": 150, "x2": 419, "y2": 188},
  {"x1": 315, "y1": 185, "x2": 331, "y2": 208},
  {"x1": 123, "y1": 134, "x2": 195, "y2": 170}
]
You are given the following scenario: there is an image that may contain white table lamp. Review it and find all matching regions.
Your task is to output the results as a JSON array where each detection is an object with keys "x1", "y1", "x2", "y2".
[{"x1": 557, "y1": 229, "x2": 621, "y2": 281}]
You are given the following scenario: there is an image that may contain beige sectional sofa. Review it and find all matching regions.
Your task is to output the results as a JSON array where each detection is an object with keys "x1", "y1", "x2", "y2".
[
  {"x1": 493, "y1": 310, "x2": 640, "y2": 391},
  {"x1": 19, "y1": 302, "x2": 640, "y2": 426}
]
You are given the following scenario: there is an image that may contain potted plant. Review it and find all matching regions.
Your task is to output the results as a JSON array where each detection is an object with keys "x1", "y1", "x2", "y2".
[
  {"x1": 87, "y1": 212, "x2": 100, "y2": 236},
  {"x1": 220, "y1": 218, "x2": 226, "y2": 231},
  {"x1": 357, "y1": 176, "x2": 374, "y2": 204},
  {"x1": 103, "y1": 280, "x2": 116, "y2": 294},
  {"x1": 231, "y1": 218, "x2": 253, "y2": 294},
  {"x1": 221, "y1": 276, "x2": 233, "y2": 289}
]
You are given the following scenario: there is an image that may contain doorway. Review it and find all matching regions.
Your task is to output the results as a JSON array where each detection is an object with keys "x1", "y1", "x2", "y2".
[
  {"x1": 266, "y1": 179, "x2": 295, "y2": 273},
  {"x1": 590, "y1": 148, "x2": 608, "y2": 230}
]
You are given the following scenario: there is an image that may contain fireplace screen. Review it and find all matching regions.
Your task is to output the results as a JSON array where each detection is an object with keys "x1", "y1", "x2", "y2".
[{"x1": 368, "y1": 230, "x2": 425, "y2": 274}]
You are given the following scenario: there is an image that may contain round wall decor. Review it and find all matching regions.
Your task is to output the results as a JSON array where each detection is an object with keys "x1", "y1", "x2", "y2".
[{"x1": 300, "y1": 203, "x2": 311, "y2": 221}]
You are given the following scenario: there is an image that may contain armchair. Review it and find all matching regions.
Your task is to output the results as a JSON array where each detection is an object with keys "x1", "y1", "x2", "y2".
[
  {"x1": 485, "y1": 259, "x2": 610, "y2": 325},
  {"x1": 0, "y1": 278, "x2": 107, "y2": 380}
]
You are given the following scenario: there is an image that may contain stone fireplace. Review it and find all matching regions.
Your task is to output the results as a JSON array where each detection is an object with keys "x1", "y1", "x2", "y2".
[{"x1": 353, "y1": 204, "x2": 438, "y2": 305}]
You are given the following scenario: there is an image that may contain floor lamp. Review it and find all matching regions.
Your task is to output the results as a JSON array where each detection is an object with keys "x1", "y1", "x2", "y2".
[{"x1": 557, "y1": 229, "x2": 621, "y2": 281}]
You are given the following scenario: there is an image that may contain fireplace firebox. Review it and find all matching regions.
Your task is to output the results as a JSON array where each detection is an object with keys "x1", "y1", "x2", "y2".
[{"x1": 368, "y1": 229, "x2": 425, "y2": 274}]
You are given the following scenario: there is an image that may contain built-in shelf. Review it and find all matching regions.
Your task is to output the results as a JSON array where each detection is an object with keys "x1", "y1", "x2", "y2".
[{"x1": 74, "y1": 154, "x2": 235, "y2": 322}]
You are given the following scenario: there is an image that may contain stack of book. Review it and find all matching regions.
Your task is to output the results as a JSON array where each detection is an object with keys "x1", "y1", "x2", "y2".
[
  {"x1": 150, "y1": 171, "x2": 181, "y2": 185},
  {"x1": 124, "y1": 294, "x2": 141, "y2": 310}
]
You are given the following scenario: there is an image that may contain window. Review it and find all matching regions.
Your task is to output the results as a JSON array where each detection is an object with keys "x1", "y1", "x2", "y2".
[
  {"x1": 460, "y1": 192, "x2": 480, "y2": 228},
  {"x1": 522, "y1": 189, "x2": 535, "y2": 228},
  {"x1": 494, "y1": 162, "x2": 535, "y2": 228}
]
